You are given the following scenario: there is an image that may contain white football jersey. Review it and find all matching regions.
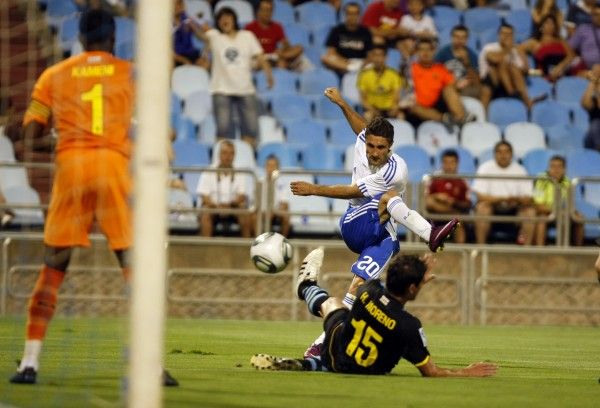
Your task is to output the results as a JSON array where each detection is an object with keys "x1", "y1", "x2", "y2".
[{"x1": 349, "y1": 129, "x2": 408, "y2": 209}]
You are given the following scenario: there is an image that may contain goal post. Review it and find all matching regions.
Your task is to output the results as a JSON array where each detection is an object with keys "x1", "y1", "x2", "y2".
[{"x1": 129, "y1": 0, "x2": 172, "y2": 406}]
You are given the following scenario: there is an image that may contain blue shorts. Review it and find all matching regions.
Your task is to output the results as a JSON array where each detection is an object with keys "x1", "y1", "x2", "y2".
[{"x1": 339, "y1": 200, "x2": 400, "y2": 280}]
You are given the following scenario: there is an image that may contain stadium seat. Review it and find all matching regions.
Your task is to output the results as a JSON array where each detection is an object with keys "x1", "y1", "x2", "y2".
[
  {"x1": 272, "y1": 0, "x2": 294, "y2": 25},
  {"x1": 427, "y1": 6, "x2": 462, "y2": 33},
  {"x1": 463, "y1": 7, "x2": 501, "y2": 36},
  {"x1": 555, "y1": 76, "x2": 589, "y2": 108},
  {"x1": 285, "y1": 23, "x2": 311, "y2": 48},
  {"x1": 115, "y1": 40, "x2": 135, "y2": 60},
  {"x1": 59, "y1": 14, "x2": 79, "y2": 52},
  {"x1": 299, "y1": 69, "x2": 339, "y2": 103},
  {"x1": 389, "y1": 119, "x2": 416, "y2": 148},
  {"x1": 198, "y1": 115, "x2": 217, "y2": 144},
  {"x1": 498, "y1": 0, "x2": 528, "y2": 10},
  {"x1": 314, "y1": 95, "x2": 343, "y2": 121},
  {"x1": 386, "y1": 49, "x2": 401, "y2": 70},
  {"x1": 488, "y1": 98, "x2": 528, "y2": 131},
  {"x1": 504, "y1": 122, "x2": 546, "y2": 159},
  {"x1": 328, "y1": 119, "x2": 355, "y2": 147},
  {"x1": 477, "y1": 28, "x2": 497, "y2": 51},
  {"x1": 285, "y1": 119, "x2": 327, "y2": 145},
  {"x1": 546, "y1": 124, "x2": 585, "y2": 152},
  {"x1": 317, "y1": 174, "x2": 351, "y2": 186},
  {"x1": 574, "y1": 187, "x2": 600, "y2": 240},
  {"x1": 416, "y1": 120, "x2": 459, "y2": 156},
  {"x1": 214, "y1": 0, "x2": 254, "y2": 26},
  {"x1": 170, "y1": 90, "x2": 183, "y2": 127},
  {"x1": 257, "y1": 142, "x2": 300, "y2": 168},
  {"x1": 531, "y1": 100, "x2": 570, "y2": 133},
  {"x1": 289, "y1": 195, "x2": 337, "y2": 235},
  {"x1": 460, "y1": 121, "x2": 501, "y2": 157},
  {"x1": 46, "y1": 0, "x2": 78, "y2": 28},
  {"x1": 171, "y1": 65, "x2": 210, "y2": 100},
  {"x1": 115, "y1": 17, "x2": 136, "y2": 46},
  {"x1": 301, "y1": 144, "x2": 345, "y2": 171},
  {"x1": 461, "y1": 96, "x2": 486, "y2": 122},
  {"x1": 521, "y1": 148, "x2": 557, "y2": 176},
  {"x1": 344, "y1": 144, "x2": 355, "y2": 172},
  {"x1": 184, "y1": 0, "x2": 213, "y2": 25},
  {"x1": 303, "y1": 45, "x2": 325, "y2": 68},
  {"x1": 395, "y1": 145, "x2": 433, "y2": 183},
  {"x1": 504, "y1": 9, "x2": 532, "y2": 43},
  {"x1": 311, "y1": 25, "x2": 332, "y2": 47},
  {"x1": 433, "y1": 146, "x2": 476, "y2": 175},
  {"x1": 296, "y1": 1, "x2": 337, "y2": 31},
  {"x1": 2, "y1": 185, "x2": 44, "y2": 227},
  {"x1": 270, "y1": 94, "x2": 312, "y2": 125},
  {"x1": 477, "y1": 148, "x2": 494, "y2": 166},
  {"x1": 527, "y1": 76, "x2": 553, "y2": 101},
  {"x1": 566, "y1": 148, "x2": 600, "y2": 178},
  {"x1": 168, "y1": 189, "x2": 199, "y2": 232},
  {"x1": 211, "y1": 139, "x2": 257, "y2": 170},
  {"x1": 183, "y1": 90, "x2": 212, "y2": 125},
  {"x1": 0, "y1": 135, "x2": 16, "y2": 162},
  {"x1": 172, "y1": 140, "x2": 211, "y2": 167},
  {"x1": 341, "y1": 72, "x2": 360, "y2": 106},
  {"x1": 258, "y1": 115, "x2": 285, "y2": 145},
  {"x1": 571, "y1": 105, "x2": 590, "y2": 132},
  {"x1": 0, "y1": 165, "x2": 29, "y2": 192},
  {"x1": 174, "y1": 116, "x2": 198, "y2": 142},
  {"x1": 255, "y1": 69, "x2": 299, "y2": 103}
]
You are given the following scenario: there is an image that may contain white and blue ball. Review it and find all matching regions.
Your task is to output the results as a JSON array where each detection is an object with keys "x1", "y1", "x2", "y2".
[{"x1": 250, "y1": 232, "x2": 293, "y2": 273}]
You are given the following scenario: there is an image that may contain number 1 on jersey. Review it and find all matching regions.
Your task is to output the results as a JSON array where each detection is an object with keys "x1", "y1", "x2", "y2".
[{"x1": 81, "y1": 83, "x2": 104, "y2": 135}]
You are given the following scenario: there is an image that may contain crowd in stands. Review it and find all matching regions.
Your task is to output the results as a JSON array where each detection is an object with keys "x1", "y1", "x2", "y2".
[{"x1": 3, "y1": 0, "x2": 600, "y2": 244}]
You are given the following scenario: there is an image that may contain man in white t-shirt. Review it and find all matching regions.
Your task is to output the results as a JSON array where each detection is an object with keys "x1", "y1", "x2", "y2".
[
  {"x1": 252, "y1": 154, "x2": 290, "y2": 237},
  {"x1": 197, "y1": 140, "x2": 252, "y2": 237},
  {"x1": 478, "y1": 23, "x2": 537, "y2": 108},
  {"x1": 472, "y1": 141, "x2": 536, "y2": 245},
  {"x1": 399, "y1": 0, "x2": 437, "y2": 40}
]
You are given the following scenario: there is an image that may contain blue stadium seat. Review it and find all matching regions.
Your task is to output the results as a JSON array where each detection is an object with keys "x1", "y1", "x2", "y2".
[
  {"x1": 574, "y1": 187, "x2": 600, "y2": 240},
  {"x1": 504, "y1": 9, "x2": 532, "y2": 43},
  {"x1": 317, "y1": 174, "x2": 351, "y2": 186},
  {"x1": 0, "y1": 135, "x2": 16, "y2": 162},
  {"x1": 183, "y1": 90, "x2": 212, "y2": 125},
  {"x1": 463, "y1": 7, "x2": 501, "y2": 36},
  {"x1": 172, "y1": 140, "x2": 211, "y2": 167},
  {"x1": 215, "y1": 0, "x2": 254, "y2": 25},
  {"x1": 185, "y1": 0, "x2": 213, "y2": 24},
  {"x1": 389, "y1": 119, "x2": 416, "y2": 148},
  {"x1": 477, "y1": 148, "x2": 494, "y2": 166},
  {"x1": 527, "y1": 76, "x2": 553, "y2": 101},
  {"x1": 115, "y1": 17, "x2": 136, "y2": 46},
  {"x1": 531, "y1": 100, "x2": 570, "y2": 133},
  {"x1": 555, "y1": 76, "x2": 589, "y2": 108},
  {"x1": 566, "y1": 148, "x2": 600, "y2": 178},
  {"x1": 340, "y1": 71, "x2": 360, "y2": 106},
  {"x1": 301, "y1": 144, "x2": 345, "y2": 171},
  {"x1": 271, "y1": 94, "x2": 312, "y2": 125},
  {"x1": 303, "y1": 45, "x2": 325, "y2": 68},
  {"x1": 477, "y1": 28, "x2": 497, "y2": 51},
  {"x1": 285, "y1": 119, "x2": 328, "y2": 145},
  {"x1": 546, "y1": 124, "x2": 585, "y2": 151},
  {"x1": 504, "y1": 122, "x2": 546, "y2": 159},
  {"x1": 460, "y1": 121, "x2": 501, "y2": 157},
  {"x1": 255, "y1": 68, "x2": 299, "y2": 104},
  {"x1": 314, "y1": 95, "x2": 342, "y2": 121},
  {"x1": 171, "y1": 65, "x2": 210, "y2": 100},
  {"x1": 272, "y1": 0, "x2": 294, "y2": 25},
  {"x1": 427, "y1": 6, "x2": 462, "y2": 33},
  {"x1": 173, "y1": 116, "x2": 198, "y2": 142},
  {"x1": 395, "y1": 145, "x2": 433, "y2": 183},
  {"x1": 521, "y1": 148, "x2": 557, "y2": 176},
  {"x1": 289, "y1": 195, "x2": 337, "y2": 235},
  {"x1": 488, "y1": 98, "x2": 528, "y2": 131},
  {"x1": 46, "y1": 0, "x2": 78, "y2": 27},
  {"x1": 328, "y1": 119, "x2": 355, "y2": 146},
  {"x1": 311, "y1": 25, "x2": 332, "y2": 47},
  {"x1": 171, "y1": 93, "x2": 183, "y2": 128},
  {"x1": 298, "y1": 69, "x2": 339, "y2": 102},
  {"x1": 285, "y1": 23, "x2": 311, "y2": 48},
  {"x1": 59, "y1": 14, "x2": 79, "y2": 52},
  {"x1": 571, "y1": 104, "x2": 590, "y2": 132},
  {"x1": 416, "y1": 121, "x2": 459, "y2": 156},
  {"x1": 2, "y1": 185, "x2": 44, "y2": 227},
  {"x1": 434, "y1": 146, "x2": 477, "y2": 175},
  {"x1": 168, "y1": 189, "x2": 199, "y2": 232},
  {"x1": 386, "y1": 49, "x2": 401, "y2": 70},
  {"x1": 257, "y1": 142, "x2": 300, "y2": 168},
  {"x1": 296, "y1": 1, "x2": 337, "y2": 31},
  {"x1": 115, "y1": 40, "x2": 135, "y2": 60},
  {"x1": 461, "y1": 96, "x2": 486, "y2": 122}
]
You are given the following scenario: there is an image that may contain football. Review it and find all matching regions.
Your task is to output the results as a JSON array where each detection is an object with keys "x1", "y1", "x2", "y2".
[{"x1": 250, "y1": 232, "x2": 293, "y2": 273}]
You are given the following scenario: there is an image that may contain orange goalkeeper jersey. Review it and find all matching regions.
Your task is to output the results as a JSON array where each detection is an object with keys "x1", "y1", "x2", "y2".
[{"x1": 24, "y1": 51, "x2": 134, "y2": 157}]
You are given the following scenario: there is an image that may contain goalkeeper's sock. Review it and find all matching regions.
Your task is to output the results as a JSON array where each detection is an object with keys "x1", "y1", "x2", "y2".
[
  {"x1": 18, "y1": 340, "x2": 42, "y2": 371},
  {"x1": 387, "y1": 196, "x2": 431, "y2": 242},
  {"x1": 301, "y1": 285, "x2": 329, "y2": 317},
  {"x1": 342, "y1": 292, "x2": 356, "y2": 309}
]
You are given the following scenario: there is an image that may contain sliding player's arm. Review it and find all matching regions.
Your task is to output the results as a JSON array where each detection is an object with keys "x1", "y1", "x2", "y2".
[
  {"x1": 290, "y1": 181, "x2": 362, "y2": 199},
  {"x1": 323, "y1": 87, "x2": 366, "y2": 135},
  {"x1": 416, "y1": 357, "x2": 498, "y2": 378}
]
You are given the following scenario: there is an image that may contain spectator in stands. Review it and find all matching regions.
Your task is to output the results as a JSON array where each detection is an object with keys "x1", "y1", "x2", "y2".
[
  {"x1": 196, "y1": 7, "x2": 273, "y2": 149},
  {"x1": 173, "y1": 0, "x2": 210, "y2": 68},
  {"x1": 435, "y1": 25, "x2": 490, "y2": 104},
  {"x1": 196, "y1": 140, "x2": 252, "y2": 237},
  {"x1": 565, "y1": 0, "x2": 596, "y2": 36},
  {"x1": 321, "y1": 2, "x2": 373, "y2": 76},
  {"x1": 519, "y1": 15, "x2": 575, "y2": 82},
  {"x1": 361, "y1": 0, "x2": 408, "y2": 47},
  {"x1": 252, "y1": 155, "x2": 290, "y2": 237},
  {"x1": 569, "y1": 3, "x2": 600, "y2": 78},
  {"x1": 425, "y1": 149, "x2": 472, "y2": 243},
  {"x1": 472, "y1": 141, "x2": 536, "y2": 245},
  {"x1": 532, "y1": 0, "x2": 564, "y2": 32},
  {"x1": 533, "y1": 155, "x2": 584, "y2": 246},
  {"x1": 399, "y1": 0, "x2": 437, "y2": 40},
  {"x1": 407, "y1": 39, "x2": 472, "y2": 128},
  {"x1": 0, "y1": 191, "x2": 14, "y2": 228},
  {"x1": 581, "y1": 69, "x2": 600, "y2": 151},
  {"x1": 357, "y1": 45, "x2": 404, "y2": 121},
  {"x1": 245, "y1": 0, "x2": 307, "y2": 71},
  {"x1": 479, "y1": 23, "x2": 538, "y2": 109}
]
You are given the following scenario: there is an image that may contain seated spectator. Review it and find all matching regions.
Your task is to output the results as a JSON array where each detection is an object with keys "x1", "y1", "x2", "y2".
[
  {"x1": 407, "y1": 39, "x2": 472, "y2": 127},
  {"x1": 435, "y1": 25, "x2": 490, "y2": 104},
  {"x1": 581, "y1": 71, "x2": 600, "y2": 151},
  {"x1": 196, "y1": 140, "x2": 252, "y2": 237},
  {"x1": 357, "y1": 45, "x2": 404, "y2": 121},
  {"x1": 569, "y1": 3, "x2": 600, "y2": 78},
  {"x1": 399, "y1": 0, "x2": 437, "y2": 40},
  {"x1": 245, "y1": 0, "x2": 307, "y2": 71},
  {"x1": 167, "y1": 128, "x2": 187, "y2": 191},
  {"x1": 322, "y1": 2, "x2": 373, "y2": 76},
  {"x1": 479, "y1": 23, "x2": 539, "y2": 109},
  {"x1": 173, "y1": 0, "x2": 209, "y2": 68},
  {"x1": 565, "y1": 0, "x2": 596, "y2": 36},
  {"x1": 532, "y1": 0, "x2": 564, "y2": 32},
  {"x1": 533, "y1": 155, "x2": 584, "y2": 246},
  {"x1": 361, "y1": 0, "x2": 408, "y2": 47},
  {"x1": 472, "y1": 141, "x2": 536, "y2": 245},
  {"x1": 425, "y1": 149, "x2": 472, "y2": 243},
  {"x1": 519, "y1": 15, "x2": 575, "y2": 82},
  {"x1": 251, "y1": 155, "x2": 290, "y2": 237}
]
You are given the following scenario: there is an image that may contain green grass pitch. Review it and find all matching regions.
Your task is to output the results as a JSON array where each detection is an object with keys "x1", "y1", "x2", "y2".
[{"x1": 0, "y1": 318, "x2": 598, "y2": 407}]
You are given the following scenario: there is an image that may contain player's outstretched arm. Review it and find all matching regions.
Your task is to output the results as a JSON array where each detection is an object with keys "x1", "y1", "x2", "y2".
[
  {"x1": 323, "y1": 87, "x2": 366, "y2": 135},
  {"x1": 290, "y1": 181, "x2": 363, "y2": 199},
  {"x1": 417, "y1": 357, "x2": 498, "y2": 378}
]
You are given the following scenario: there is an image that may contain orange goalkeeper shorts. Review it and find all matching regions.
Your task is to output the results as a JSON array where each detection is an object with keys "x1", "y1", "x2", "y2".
[{"x1": 44, "y1": 148, "x2": 132, "y2": 250}]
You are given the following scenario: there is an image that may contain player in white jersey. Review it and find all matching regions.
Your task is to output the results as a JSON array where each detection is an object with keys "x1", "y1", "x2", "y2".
[{"x1": 291, "y1": 87, "x2": 458, "y2": 357}]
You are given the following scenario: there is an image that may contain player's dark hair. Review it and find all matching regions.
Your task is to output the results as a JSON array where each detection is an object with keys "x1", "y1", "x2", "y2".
[
  {"x1": 451, "y1": 24, "x2": 469, "y2": 35},
  {"x1": 385, "y1": 255, "x2": 427, "y2": 296},
  {"x1": 215, "y1": 7, "x2": 239, "y2": 31},
  {"x1": 79, "y1": 9, "x2": 115, "y2": 45},
  {"x1": 494, "y1": 140, "x2": 512, "y2": 153},
  {"x1": 550, "y1": 154, "x2": 566, "y2": 166},
  {"x1": 365, "y1": 117, "x2": 394, "y2": 145},
  {"x1": 441, "y1": 148, "x2": 459, "y2": 161}
]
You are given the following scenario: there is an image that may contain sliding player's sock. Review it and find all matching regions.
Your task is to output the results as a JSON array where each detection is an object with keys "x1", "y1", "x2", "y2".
[
  {"x1": 301, "y1": 285, "x2": 329, "y2": 317},
  {"x1": 387, "y1": 196, "x2": 431, "y2": 241},
  {"x1": 342, "y1": 292, "x2": 356, "y2": 309}
]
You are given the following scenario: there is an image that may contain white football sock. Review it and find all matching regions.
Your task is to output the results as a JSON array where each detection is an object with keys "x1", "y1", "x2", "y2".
[
  {"x1": 387, "y1": 196, "x2": 432, "y2": 242},
  {"x1": 19, "y1": 340, "x2": 42, "y2": 371},
  {"x1": 311, "y1": 331, "x2": 326, "y2": 346},
  {"x1": 343, "y1": 293, "x2": 356, "y2": 309}
]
